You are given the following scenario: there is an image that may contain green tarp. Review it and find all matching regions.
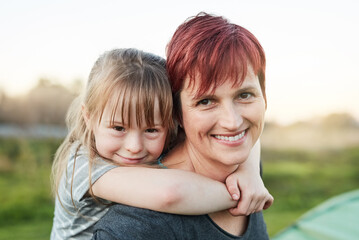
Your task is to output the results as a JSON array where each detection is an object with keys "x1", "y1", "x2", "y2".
[{"x1": 273, "y1": 189, "x2": 359, "y2": 240}]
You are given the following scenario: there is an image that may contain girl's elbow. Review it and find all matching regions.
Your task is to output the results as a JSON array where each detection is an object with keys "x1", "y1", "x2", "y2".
[{"x1": 158, "y1": 184, "x2": 185, "y2": 210}]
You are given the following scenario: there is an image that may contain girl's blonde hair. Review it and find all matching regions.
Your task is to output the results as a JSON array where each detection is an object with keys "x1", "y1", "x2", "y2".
[{"x1": 51, "y1": 48, "x2": 174, "y2": 206}]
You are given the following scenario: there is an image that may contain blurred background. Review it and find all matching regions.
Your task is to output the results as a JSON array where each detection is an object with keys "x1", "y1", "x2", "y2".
[{"x1": 0, "y1": 0, "x2": 358, "y2": 239}]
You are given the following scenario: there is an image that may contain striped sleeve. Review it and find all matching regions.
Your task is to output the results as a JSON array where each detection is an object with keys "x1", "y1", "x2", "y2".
[{"x1": 66, "y1": 148, "x2": 118, "y2": 203}]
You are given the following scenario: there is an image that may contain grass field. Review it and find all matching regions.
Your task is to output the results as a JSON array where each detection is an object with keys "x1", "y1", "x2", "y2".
[
  {"x1": 262, "y1": 147, "x2": 359, "y2": 236},
  {"x1": 0, "y1": 137, "x2": 358, "y2": 239}
]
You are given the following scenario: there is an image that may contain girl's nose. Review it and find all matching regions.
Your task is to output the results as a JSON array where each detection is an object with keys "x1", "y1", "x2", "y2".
[{"x1": 125, "y1": 132, "x2": 143, "y2": 154}]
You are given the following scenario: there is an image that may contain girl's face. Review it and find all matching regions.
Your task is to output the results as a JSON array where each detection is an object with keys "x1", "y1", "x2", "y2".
[
  {"x1": 180, "y1": 65, "x2": 266, "y2": 169},
  {"x1": 90, "y1": 97, "x2": 168, "y2": 165}
]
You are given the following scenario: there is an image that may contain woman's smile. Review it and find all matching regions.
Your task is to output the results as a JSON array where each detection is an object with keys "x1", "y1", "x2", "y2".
[{"x1": 212, "y1": 129, "x2": 247, "y2": 145}]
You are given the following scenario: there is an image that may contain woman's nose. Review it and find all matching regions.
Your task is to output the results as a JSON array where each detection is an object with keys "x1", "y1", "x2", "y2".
[
  {"x1": 219, "y1": 103, "x2": 243, "y2": 130},
  {"x1": 125, "y1": 132, "x2": 143, "y2": 154}
]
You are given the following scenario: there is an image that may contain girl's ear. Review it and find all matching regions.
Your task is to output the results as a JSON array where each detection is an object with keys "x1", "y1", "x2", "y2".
[{"x1": 82, "y1": 104, "x2": 90, "y2": 128}]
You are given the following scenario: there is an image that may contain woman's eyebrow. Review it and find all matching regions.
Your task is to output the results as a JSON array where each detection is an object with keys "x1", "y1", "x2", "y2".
[
  {"x1": 191, "y1": 93, "x2": 215, "y2": 101},
  {"x1": 237, "y1": 86, "x2": 257, "y2": 92}
]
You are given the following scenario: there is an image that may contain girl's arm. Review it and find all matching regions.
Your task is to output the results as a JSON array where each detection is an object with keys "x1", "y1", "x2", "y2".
[
  {"x1": 92, "y1": 167, "x2": 237, "y2": 215},
  {"x1": 225, "y1": 140, "x2": 274, "y2": 216}
]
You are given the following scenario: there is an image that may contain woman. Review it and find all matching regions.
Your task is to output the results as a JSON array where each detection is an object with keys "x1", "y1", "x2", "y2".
[{"x1": 92, "y1": 12, "x2": 271, "y2": 239}]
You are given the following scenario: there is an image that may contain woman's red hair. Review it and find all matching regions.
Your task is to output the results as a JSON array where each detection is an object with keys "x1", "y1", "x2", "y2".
[{"x1": 166, "y1": 12, "x2": 266, "y2": 102}]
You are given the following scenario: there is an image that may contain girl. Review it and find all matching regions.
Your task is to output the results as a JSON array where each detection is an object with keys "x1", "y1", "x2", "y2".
[{"x1": 50, "y1": 48, "x2": 272, "y2": 239}]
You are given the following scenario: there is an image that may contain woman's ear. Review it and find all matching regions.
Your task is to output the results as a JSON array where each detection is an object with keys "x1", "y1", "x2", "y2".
[{"x1": 82, "y1": 104, "x2": 90, "y2": 127}]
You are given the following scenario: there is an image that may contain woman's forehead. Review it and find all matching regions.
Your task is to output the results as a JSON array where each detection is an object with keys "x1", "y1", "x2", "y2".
[{"x1": 184, "y1": 64, "x2": 256, "y2": 95}]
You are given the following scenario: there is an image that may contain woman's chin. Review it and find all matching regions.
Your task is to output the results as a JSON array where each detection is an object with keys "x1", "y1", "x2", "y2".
[{"x1": 216, "y1": 152, "x2": 250, "y2": 167}]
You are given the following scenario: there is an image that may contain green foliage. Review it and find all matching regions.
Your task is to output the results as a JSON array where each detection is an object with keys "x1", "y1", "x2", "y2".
[
  {"x1": 0, "y1": 138, "x2": 61, "y2": 233},
  {"x1": 262, "y1": 147, "x2": 359, "y2": 236},
  {"x1": 0, "y1": 137, "x2": 358, "y2": 238},
  {"x1": 0, "y1": 220, "x2": 52, "y2": 240}
]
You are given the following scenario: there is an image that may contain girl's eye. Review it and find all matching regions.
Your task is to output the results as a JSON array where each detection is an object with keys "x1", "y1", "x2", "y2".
[
  {"x1": 113, "y1": 126, "x2": 125, "y2": 132},
  {"x1": 197, "y1": 98, "x2": 212, "y2": 106},
  {"x1": 145, "y1": 128, "x2": 158, "y2": 133}
]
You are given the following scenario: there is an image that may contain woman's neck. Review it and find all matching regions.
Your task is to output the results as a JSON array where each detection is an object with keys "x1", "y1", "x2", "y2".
[
  {"x1": 163, "y1": 140, "x2": 249, "y2": 236},
  {"x1": 164, "y1": 141, "x2": 239, "y2": 182}
]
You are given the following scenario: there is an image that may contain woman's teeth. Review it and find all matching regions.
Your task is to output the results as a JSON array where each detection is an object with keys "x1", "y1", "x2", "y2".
[{"x1": 214, "y1": 131, "x2": 245, "y2": 141}]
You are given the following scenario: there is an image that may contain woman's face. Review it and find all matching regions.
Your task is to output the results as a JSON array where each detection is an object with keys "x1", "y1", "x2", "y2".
[{"x1": 180, "y1": 65, "x2": 265, "y2": 167}]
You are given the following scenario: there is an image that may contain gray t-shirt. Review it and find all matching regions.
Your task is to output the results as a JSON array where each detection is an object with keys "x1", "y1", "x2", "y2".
[
  {"x1": 51, "y1": 142, "x2": 117, "y2": 240},
  {"x1": 92, "y1": 204, "x2": 269, "y2": 240}
]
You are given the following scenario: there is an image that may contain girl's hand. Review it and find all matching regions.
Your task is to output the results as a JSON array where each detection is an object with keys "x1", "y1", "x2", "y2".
[{"x1": 225, "y1": 171, "x2": 273, "y2": 216}]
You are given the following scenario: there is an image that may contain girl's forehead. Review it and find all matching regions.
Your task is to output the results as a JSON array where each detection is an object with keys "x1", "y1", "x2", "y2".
[
  {"x1": 102, "y1": 92, "x2": 162, "y2": 123},
  {"x1": 103, "y1": 92, "x2": 131, "y2": 115}
]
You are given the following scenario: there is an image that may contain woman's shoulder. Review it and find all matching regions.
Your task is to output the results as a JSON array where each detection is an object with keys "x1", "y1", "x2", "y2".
[
  {"x1": 94, "y1": 204, "x2": 269, "y2": 240},
  {"x1": 245, "y1": 212, "x2": 270, "y2": 239},
  {"x1": 102, "y1": 205, "x2": 270, "y2": 239}
]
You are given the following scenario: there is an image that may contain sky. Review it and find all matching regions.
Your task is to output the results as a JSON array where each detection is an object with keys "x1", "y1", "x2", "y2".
[{"x1": 1, "y1": 0, "x2": 358, "y2": 125}]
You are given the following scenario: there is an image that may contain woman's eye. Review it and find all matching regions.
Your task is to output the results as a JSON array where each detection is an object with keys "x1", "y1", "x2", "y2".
[
  {"x1": 197, "y1": 99, "x2": 212, "y2": 106},
  {"x1": 239, "y1": 92, "x2": 253, "y2": 100},
  {"x1": 113, "y1": 126, "x2": 125, "y2": 132},
  {"x1": 145, "y1": 128, "x2": 158, "y2": 133}
]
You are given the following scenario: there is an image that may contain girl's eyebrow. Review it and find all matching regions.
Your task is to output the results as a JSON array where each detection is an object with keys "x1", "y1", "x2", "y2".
[
  {"x1": 105, "y1": 120, "x2": 164, "y2": 127},
  {"x1": 149, "y1": 124, "x2": 163, "y2": 128},
  {"x1": 105, "y1": 120, "x2": 124, "y2": 125}
]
